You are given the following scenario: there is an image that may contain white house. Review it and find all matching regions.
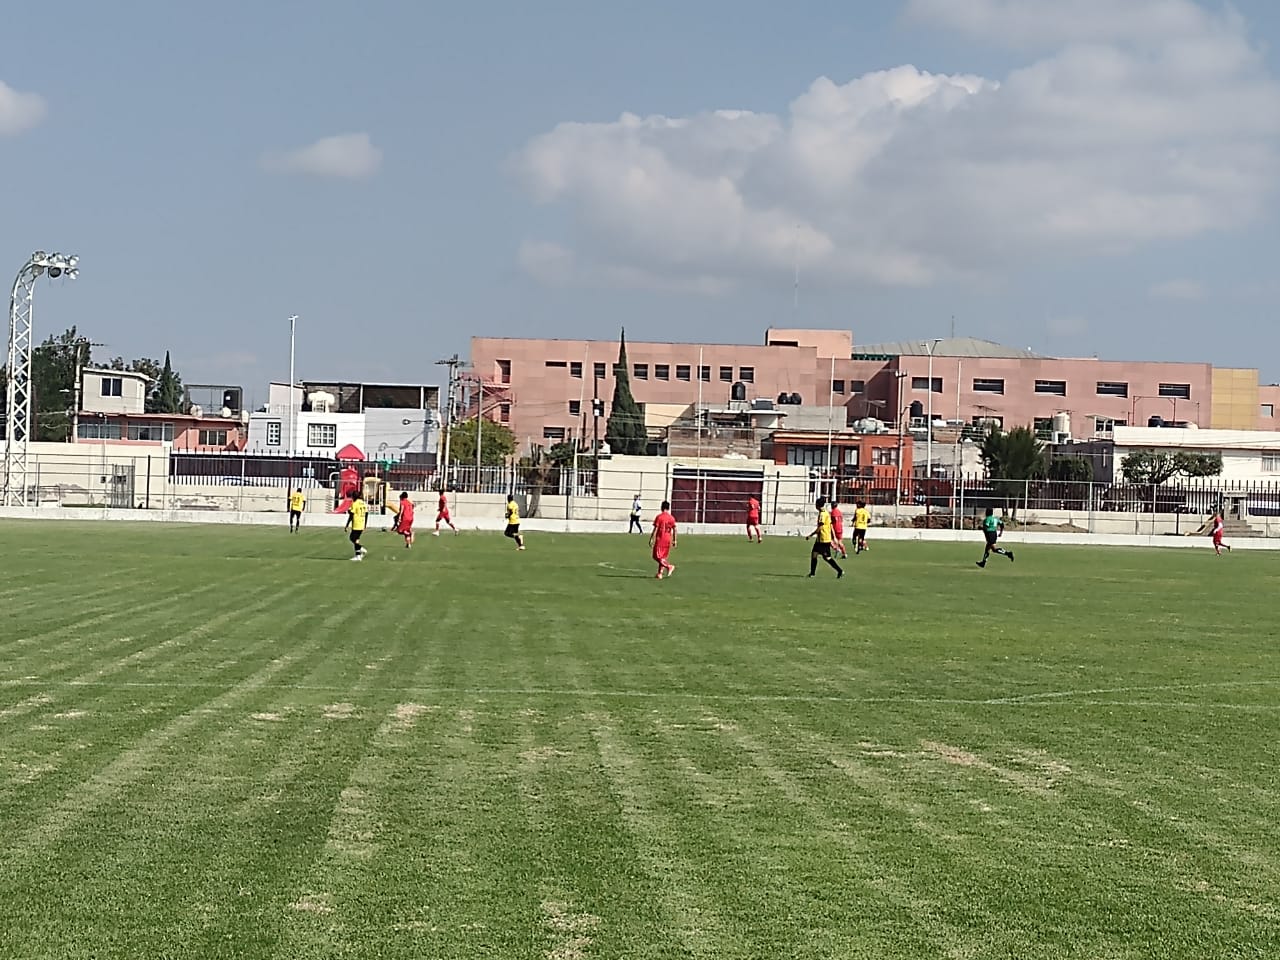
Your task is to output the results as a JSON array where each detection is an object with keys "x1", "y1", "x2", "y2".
[
  {"x1": 245, "y1": 381, "x2": 440, "y2": 461},
  {"x1": 1111, "y1": 426, "x2": 1280, "y2": 483},
  {"x1": 82, "y1": 367, "x2": 150, "y2": 416}
]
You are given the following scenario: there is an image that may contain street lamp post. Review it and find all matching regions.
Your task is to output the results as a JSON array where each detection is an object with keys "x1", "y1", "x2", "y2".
[
  {"x1": 288, "y1": 316, "x2": 298, "y2": 457},
  {"x1": 892, "y1": 371, "x2": 909, "y2": 519},
  {"x1": 925, "y1": 338, "x2": 942, "y2": 489},
  {"x1": 5, "y1": 252, "x2": 79, "y2": 506}
]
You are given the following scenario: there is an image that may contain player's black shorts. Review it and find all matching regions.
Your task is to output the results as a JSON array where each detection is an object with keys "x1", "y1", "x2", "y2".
[
  {"x1": 289, "y1": 509, "x2": 301, "y2": 520},
  {"x1": 350, "y1": 529, "x2": 363, "y2": 544},
  {"x1": 984, "y1": 531, "x2": 999, "y2": 546},
  {"x1": 504, "y1": 524, "x2": 520, "y2": 538},
  {"x1": 812, "y1": 541, "x2": 832, "y2": 558},
  {"x1": 854, "y1": 529, "x2": 866, "y2": 542}
]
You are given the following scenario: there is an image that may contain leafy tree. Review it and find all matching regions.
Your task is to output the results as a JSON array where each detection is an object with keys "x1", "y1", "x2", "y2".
[
  {"x1": 150, "y1": 351, "x2": 186, "y2": 413},
  {"x1": 1047, "y1": 455, "x2": 1094, "y2": 483},
  {"x1": 446, "y1": 417, "x2": 515, "y2": 466},
  {"x1": 31, "y1": 327, "x2": 92, "y2": 441},
  {"x1": 979, "y1": 425, "x2": 1045, "y2": 516},
  {"x1": 605, "y1": 329, "x2": 647, "y2": 455},
  {"x1": 1121, "y1": 450, "x2": 1223, "y2": 485}
]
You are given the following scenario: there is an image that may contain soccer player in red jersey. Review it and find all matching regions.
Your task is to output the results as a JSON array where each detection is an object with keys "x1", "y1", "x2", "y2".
[
  {"x1": 396, "y1": 492, "x2": 416, "y2": 548},
  {"x1": 829, "y1": 498, "x2": 848, "y2": 559},
  {"x1": 650, "y1": 500, "x2": 678, "y2": 579},
  {"x1": 1210, "y1": 510, "x2": 1231, "y2": 555},
  {"x1": 434, "y1": 488, "x2": 458, "y2": 536},
  {"x1": 746, "y1": 496, "x2": 762, "y2": 543}
]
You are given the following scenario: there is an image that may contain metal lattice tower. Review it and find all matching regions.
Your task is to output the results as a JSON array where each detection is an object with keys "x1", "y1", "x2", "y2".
[{"x1": 5, "y1": 252, "x2": 78, "y2": 507}]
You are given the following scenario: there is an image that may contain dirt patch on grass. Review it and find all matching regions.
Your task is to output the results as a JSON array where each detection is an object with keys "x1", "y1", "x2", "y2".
[
  {"x1": 0, "y1": 693, "x2": 53, "y2": 718},
  {"x1": 921, "y1": 740, "x2": 1062, "y2": 795},
  {"x1": 520, "y1": 745, "x2": 571, "y2": 764},
  {"x1": 458, "y1": 708, "x2": 475, "y2": 733},
  {"x1": 322, "y1": 702, "x2": 357, "y2": 721},
  {"x1": 289, "y1": 893, "x2": 333, "y2": 915},
  {"x1": 701, "y1": 715, "x2": 738, "y2": 732},
  {"x1": 52, "y1": 710, "x2": 88, "y2": 720},
  {"x1": 541, "y1": 899, "x2": 600, "y2": 960},
  {"x1": 391, "y1": 703, "x2": 433, "y2": 731},
  {"x1": 251, "y1": 712, "x2": 284, "y2": 722}
]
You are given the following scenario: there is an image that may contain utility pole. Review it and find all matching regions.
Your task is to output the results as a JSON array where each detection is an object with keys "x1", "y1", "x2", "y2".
[
  {"x1": 474, "y1": 377, "x2": 484, "y2": 492},
  {"x1": 434, "y1": 354, "x2": 462, "y2": 489},
  {"x1": 592, "y1": 373, "x2": 601, "y2": 456},
  {"x1": 70, "y1": 338, "x2": 106, "y2": 444}
]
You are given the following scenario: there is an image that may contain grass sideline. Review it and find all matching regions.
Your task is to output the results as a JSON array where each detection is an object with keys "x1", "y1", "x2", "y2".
[{"x1": 0, "y1": 520, "x2": 1276, "y2": 959}]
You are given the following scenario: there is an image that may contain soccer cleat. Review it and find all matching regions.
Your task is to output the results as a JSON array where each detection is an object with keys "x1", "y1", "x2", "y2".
[
  {"x1": 667, "y1": 565, "x2": 676, "y2": 578},
  {"x1": 1008, "y1": 551, "x2": 1015, "y2": 563},
  {"x1": 432, "y1": 530, "x2": 440, "y2": 537},
  {"x1": 836, "y1": 569, "x2": 843, "y2": 579},
  {"x1": 976, "y1": 561, "x2": 986, "y2": 568}
]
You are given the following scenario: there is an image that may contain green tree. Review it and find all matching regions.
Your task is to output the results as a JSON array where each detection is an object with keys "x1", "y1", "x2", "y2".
[
  {"x1": 979, "y1": 425, "x2": 1046, "y2": 515},
  {"x1": 604, "y1": 329, "x2": 647, "y2": 455},
  {"x1": 446, "y1": 417, "x2": 516, "y2": 465},
  {"x1": 1047, "y1": 455, "x2": 1094, "y2": 483},
  {"x1": 150, "y1": 350, "x2": 186, "y2": 413},
  {"x1": 1121, "y1": 450, "x2": 1223, "y2": 484},
  {"x1": 31, "y1": 327, "x2": 92, "y2": 441}
]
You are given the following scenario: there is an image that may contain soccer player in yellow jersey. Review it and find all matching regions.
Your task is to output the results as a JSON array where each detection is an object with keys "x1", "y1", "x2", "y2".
[
  {"x1": 345, "y1": 491, "x2": 369, "y2": 561},
  {"x1": 288, "y1": 487, "x2": 306, "y2": 533},
  {"x1": 853, "y1": 500, "x2": 870, "y2": 554},
  {"x1": 805, "y1": 497, "x2": 843, "y2": 579},
  {"x1": 504, "y1": 493, "x2": 525, "y2": 550}
]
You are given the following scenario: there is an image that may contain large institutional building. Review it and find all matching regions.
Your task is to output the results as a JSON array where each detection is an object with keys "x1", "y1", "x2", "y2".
[{"x1": 470, "y1": 328, "x2": 1278, "y2": 453}]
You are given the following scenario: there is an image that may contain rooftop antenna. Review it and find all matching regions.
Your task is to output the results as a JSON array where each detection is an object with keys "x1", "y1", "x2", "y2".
[
  {"x1": 950, "y1": 314, "x2": 955, "y2": 339},
  {"x1": 793, "y1": 223, "x2": 800, "y2": 313}
]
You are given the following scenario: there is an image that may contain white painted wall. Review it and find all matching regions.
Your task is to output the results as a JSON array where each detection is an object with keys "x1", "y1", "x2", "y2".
[{"x1": 82, "y1": 368, "x2": 148, "y2": 415}]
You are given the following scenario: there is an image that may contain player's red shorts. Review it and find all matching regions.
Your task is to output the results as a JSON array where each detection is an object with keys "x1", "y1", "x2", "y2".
[
  {"x1": 833, "y1": 526, "x2": 844, "y2": 540},
  {"x1": 652, "y1": 543, "x2": 671, "y2": 561},
  {"x1": 401, "y1": 526, "x2": 413, "y2": 538},
  {"x1": 747, "y1": 513, "x2": 760, "y2": 525},
  {"x1": 436, "y1": 510, "x2": 450, "y2": 522},
  {"x1": 1213, "y1": 532, "x2": 1223, "y2": 545}
]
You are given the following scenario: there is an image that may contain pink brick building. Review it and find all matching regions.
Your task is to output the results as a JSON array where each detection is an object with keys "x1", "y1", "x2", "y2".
[{"x1": 469, "y1": 329, "x2": 1265, "y2": 454}]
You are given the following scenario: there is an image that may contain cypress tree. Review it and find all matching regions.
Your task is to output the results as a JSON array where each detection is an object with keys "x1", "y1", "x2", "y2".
[{"x1": 605, "y1": 329, "x2": 647, "y2": 455}]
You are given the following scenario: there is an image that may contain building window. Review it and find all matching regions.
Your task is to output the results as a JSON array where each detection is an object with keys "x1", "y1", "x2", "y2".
[
  {"x1": 593, "y1": 362, "x2": 607, "y2": 380},
  {"x1": 786, "y1": 446, "x2": 828, "y2": 468},
  {"x1": 912, "y1": 377, "x2": 943, "y2": 392},
  {"x1": 873, "y1": 447, "x2": 898, "y2": 466},
  {"x1": 1096, "y1": 381, "x2": 1128, "y2": 397},
  {"x1": 1265, "y1": 453, "x2": 1280, "y2": 472},
  {"x1": 100, "y1": 377, "x2": 123, "y2": 397},
  {"x1": 570, "y1": 361, "x2": 583, "y2": 378},
  {"x1": 78, "y1": 421, "x2": 122, "y2": 440},
  {"x1": 1264, "y1": 404, "x2": 1275, "y2": 418},
  {"x1": 1033, "y1": 417, "x2": 1054, "y2": 439},
  {"x1": 545, "y1": 360, "x2": 567, "y2": 369},
  {"x1": 850, "y1": 380, "x2": 865, "y2": 395},
  {"x1": 739, "y1": 366, "x2": 755, "y2": 383},
  {"x1": 127, "y1": 422, "x2": 174, "y2": 442},
  {"x1": 832, "y1": 379, "x2": 845, "y2": 395},
  {"x1": 497, "y1": 360, "x2": 511, "y2": 384},
  {"x1": 1158, "y1": 383, "x2": 1191, "y2": 399},
  {"x1": 1093, "y1": 416, "x2": 1125, "y2": 433},
  {"x1": 654, "y1": 364, "x2": 670, "y2": 381},
  {"x1": 676, "y1": 364, "x2": 691, "y2": 381},
  {"x1": 719, "y1": 365, "x2": 733, "y2": 382},
  {"x1": 972, "y1": 378, "x2": 1004, "y2": 394},
  {"x1": 543, "y1": 427, "x2": 566, "y2": 441},
  {"x1": 569, "y1": 400, "x2": 581, "y2": 416},
  {"x1": 307, "y1": 422, "x2": 337, "y2": 447},
  {"x1": 633, "y1": 363, "x2": 648, "y2": 380},
  {"x1": 198, "y1": 429, "x2": 229, "y2": 447},
  {"x1": 499, "y1": 403, "x2": 511, "y2": 423},
  {"x1": 1035, "y1": 380, "x2": 1067, "y2": 396},
  {"x1": 699, "y1": 365, "x2": 711, "y2": 382},
  {"x1": 266, "y1": 421, "x2": 282, "y2": 445}
]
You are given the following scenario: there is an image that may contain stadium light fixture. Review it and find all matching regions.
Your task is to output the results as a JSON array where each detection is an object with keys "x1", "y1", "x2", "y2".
[{"x1": 5, "y1": 251, "x2": 79, "y2": 506}]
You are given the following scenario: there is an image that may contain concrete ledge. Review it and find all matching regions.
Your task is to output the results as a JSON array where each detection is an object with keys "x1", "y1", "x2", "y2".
[{"x1": 0, "y1": 506, "x2": 1263, "y2": 550}]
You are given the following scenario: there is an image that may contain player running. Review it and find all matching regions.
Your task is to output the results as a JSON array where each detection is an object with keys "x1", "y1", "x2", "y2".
[
  {"x1": 394, "y1": 492, "x2": 416, "y2": 549},
  {"x1": 829, "y1": 499, "x2": 848, "y2": 559},
  {"x1": 504, "y1": 493, "x2": 526, "y2": 551},
  {"x1": 976, "y1": 506, "x2": 1014, "y2": 568},
  {"x1": 746, "y1": 496, "x2": 762, "y2": 543},
  {"x1": 629, "y1": 494, "x2": 644, "y2": 534},
  {"x1": 345, "y1": 490, "x2": 369, "y2": 561},
  {"x1": 650, "y1": 500, "x2": 677, "y2": 579},
  {"x1": 806, "y1": 497, "x2": 844, "y2": 579},
  {"x1": 853, "y1": 501, "x2": 870, "y2": 554},
  {"x1": 288, "y1": 487, "x2": 306, "y2": 533},
  {"x1": 434, "y1": 489, "x2": 458, "y2": 536},
  {"x1": 1210, "y1": 510, "x2": 1231, "y2": 555}
]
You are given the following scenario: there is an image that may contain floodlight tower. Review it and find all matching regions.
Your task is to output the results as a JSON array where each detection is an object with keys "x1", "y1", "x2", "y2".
[{"x1": 5, "y1": 251, "x2": 79, "y2": 506}]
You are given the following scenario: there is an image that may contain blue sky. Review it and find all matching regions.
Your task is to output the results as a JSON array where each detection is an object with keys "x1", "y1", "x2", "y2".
[{"x1": 5, "y1": 0, "x2": 1280, "y2": 404}]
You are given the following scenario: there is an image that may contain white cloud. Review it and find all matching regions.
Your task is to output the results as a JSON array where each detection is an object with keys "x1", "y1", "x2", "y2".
[
  {"x1": 261, "y1": 133, "x2": 381, "y2": 179},
  {"x1": 1149, "y1": 278, "x2": 1206, "y2": 300},
  {"x1": 513, "y1": 2, "x2": 1280, "y2": 294},
  {"x1": 0, "y1": 80, "x2": 46, "y2": 135}
]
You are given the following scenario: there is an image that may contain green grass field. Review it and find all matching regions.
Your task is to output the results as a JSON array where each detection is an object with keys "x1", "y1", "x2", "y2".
[{"x1": 0, "y1": 520, "x2": 1277, "y2": 959}]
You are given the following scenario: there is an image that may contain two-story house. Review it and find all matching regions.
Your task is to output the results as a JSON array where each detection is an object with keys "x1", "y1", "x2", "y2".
[{"x1": 76, "y1": 367, "x2": 247, "y2": 451}]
